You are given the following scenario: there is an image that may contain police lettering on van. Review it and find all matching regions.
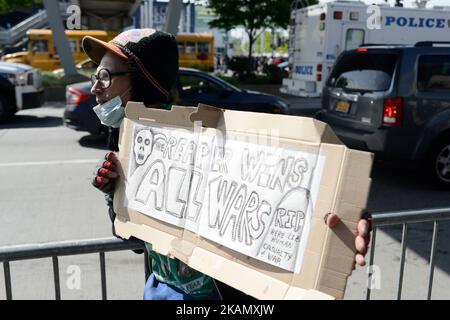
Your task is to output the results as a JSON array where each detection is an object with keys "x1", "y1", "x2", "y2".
[
  {"x1": 295, "y1": 65, "x2": 314, "y2": 76},
  {"x1": 385, "y1": 16, "x2": 448, "y2": 29}
]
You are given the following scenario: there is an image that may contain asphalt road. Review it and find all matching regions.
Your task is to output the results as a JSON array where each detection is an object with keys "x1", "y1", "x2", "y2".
[
  {"x1": 0, "y1": 103, "x2": 144, "y2": 299},
  {"x1": 1, "y1": 102, "x2": 449, "y2": 300}
]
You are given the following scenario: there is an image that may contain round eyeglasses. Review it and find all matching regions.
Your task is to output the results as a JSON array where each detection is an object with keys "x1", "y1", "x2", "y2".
[{"x1": 90, "y1": 68, "x2": 131, "y2": 89}]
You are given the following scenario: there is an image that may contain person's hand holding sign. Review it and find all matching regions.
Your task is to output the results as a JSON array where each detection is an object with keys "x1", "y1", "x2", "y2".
[
  {"x1": 325, "y1": 212, "x2": 372, "y2": 267},
  {"x1": 92, "y1": 152, "x2": 120, "y2": 193}
]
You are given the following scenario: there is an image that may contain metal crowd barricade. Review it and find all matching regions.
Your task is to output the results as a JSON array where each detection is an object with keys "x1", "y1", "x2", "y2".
[
  {"x1": 0, "y1": 237, "x2": 147, "y2": 300},
  {"x1": 2, "y1": 208, "x2": 450, "y2": 300},
  {"x1": 367, "y1": 207, "x2": 450, "y2": 300}
]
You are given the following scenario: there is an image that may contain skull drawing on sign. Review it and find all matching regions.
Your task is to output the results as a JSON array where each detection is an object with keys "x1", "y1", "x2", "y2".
[{"x1": 134, "y1": 129, "x2": 153, "y2": 165}]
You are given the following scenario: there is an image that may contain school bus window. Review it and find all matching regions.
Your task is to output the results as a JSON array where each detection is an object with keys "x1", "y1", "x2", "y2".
[
  {"x1": 30, "y1": 39, "x2": 48, "y2": 53},
  {"x1": 2, "y1": 29, "x2": 119, "y2": 71},
  {"x1": 177, "y1": 42, "x2": 185, "y2": 53},
  {"x1": 175, "y1": 34, "x2": 214, "y2": 71},
  {"x1": 185, "y1": 42, "x2": 196, "y2": 54},
  {"x1": 197, "y1": 42, "x2": 210, "y2": 54}
]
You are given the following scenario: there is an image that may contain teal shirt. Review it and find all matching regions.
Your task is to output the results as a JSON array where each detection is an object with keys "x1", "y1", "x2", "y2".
[
  {"x1": 144, "y1": 103, "x2": 217, "y2": 299},
  {"x1": 145, "y1": 243, "x2": 217, "y2": 299}
]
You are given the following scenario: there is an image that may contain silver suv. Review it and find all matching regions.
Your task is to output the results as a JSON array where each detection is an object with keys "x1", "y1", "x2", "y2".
[{"x1": 316, "y1": 42, "x2": 450, "y2": 187}]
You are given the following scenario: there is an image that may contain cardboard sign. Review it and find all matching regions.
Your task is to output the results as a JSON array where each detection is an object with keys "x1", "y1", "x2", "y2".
[{"x1": 114, "y1": 103, "x2": 373, "y2": 299}]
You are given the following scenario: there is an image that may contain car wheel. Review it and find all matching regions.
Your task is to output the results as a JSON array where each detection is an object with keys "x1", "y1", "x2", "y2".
[
  {"x1": 0, "y1": 96, "x2": 14, "y2": 123},
  {"x1": 426, "y1": 136, "x2": 450, "y2": 188}
]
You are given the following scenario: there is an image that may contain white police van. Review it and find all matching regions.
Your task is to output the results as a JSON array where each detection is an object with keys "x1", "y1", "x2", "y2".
[
  {"x1": 0, "y1": 61, "x2": 44, "y2": 122},
  {"x1": 281, "y1": 0, "x2": 450, "y2": 97}
]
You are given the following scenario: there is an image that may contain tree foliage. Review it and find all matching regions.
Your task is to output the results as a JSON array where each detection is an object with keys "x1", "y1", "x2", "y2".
[
  {"x1": 0, "y1": 0, "x2": 42, "y2": 16},
  {"x1": 207, "y1": 0, "x2": 317, "y2": 59}
]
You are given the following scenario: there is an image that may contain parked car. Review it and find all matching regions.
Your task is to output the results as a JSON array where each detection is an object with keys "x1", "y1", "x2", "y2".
[
  {"x1": 63, "y1": 67, "x2": 291, "y2": 135},
  {"x1": 0, "y1": 61, "x2": 44, "y2": 122},
  {"x1": 315, "y1": 42, "x2": 450, "y2": 187}
]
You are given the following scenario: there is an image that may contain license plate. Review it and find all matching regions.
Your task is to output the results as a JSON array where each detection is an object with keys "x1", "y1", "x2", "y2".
[{"x1": 335, "y1": 100, "x2": 350, "y2": 113}]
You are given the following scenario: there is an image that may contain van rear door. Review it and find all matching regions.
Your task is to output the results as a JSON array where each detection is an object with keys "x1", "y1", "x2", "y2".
[{"x1": 323, "y1": 49, "x2": 399, "y2": 129}]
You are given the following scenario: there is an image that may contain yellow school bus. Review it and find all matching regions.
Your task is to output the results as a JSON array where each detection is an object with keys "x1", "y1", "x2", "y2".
[
  {"x1": 1, "y1": 29, "x2": 119, "y2": 71},
  {"x1": 176, "y1": 33, "x2": 214, "y2": 72}
]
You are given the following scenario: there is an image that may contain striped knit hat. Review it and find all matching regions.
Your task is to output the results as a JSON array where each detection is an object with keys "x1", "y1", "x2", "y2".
[{"x1": 82, "y1": 28, "x2": 179, "y2": 103}]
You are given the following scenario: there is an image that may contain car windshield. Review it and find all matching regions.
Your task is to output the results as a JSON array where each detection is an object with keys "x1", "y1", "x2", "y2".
[
  {"x1": 179, "y1": 69, "x2": 242, "y2": 92},
  {"x1": 327, "y1": 52, "x2": 398, "y2": 92},
  {"x1": 207, "y1": 74, "x2": 241, "y2": 92}
]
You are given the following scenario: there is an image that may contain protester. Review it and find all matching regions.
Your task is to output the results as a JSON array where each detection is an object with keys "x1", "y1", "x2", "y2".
[{"x1": 82, "y1": 28, "x2": 371, "y2": 300}]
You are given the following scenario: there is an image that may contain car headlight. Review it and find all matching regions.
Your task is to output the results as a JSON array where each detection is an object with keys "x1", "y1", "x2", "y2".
[
  {"x1": 5, "y1": 73, "x2": 25, "y2": 85},
  {"x1": 17, "y1": 73, "x2": 27, "y2": 85}
]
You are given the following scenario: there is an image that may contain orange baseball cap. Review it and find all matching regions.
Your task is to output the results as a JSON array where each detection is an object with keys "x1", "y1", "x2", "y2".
[{"x1": 82, "y1": 28, "x2": 156, "y2": 64}]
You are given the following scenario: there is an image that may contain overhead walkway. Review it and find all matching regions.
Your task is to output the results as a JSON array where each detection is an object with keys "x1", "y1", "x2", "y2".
[
  {"x1": 0, "y1": 2, "x2": 71, "y2": 47},
  {"x1": 0, "y1": 1, "x2": 141, "y2": 47}
]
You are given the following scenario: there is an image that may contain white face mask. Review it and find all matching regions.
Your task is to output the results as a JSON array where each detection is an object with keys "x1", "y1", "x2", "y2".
[{"x1": 93, "y1": 88, "x2": 131, "y2": 128}]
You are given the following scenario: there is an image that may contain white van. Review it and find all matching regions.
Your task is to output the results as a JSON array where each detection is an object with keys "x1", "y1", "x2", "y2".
[{"x1": 281, "y1": 0, "x2": 450, "y2": 97}]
